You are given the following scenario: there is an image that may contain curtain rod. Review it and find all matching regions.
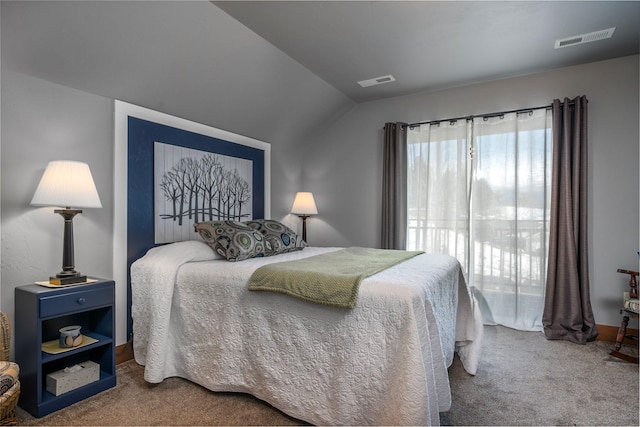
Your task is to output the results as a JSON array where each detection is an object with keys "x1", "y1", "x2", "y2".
[{"x1": 406, "y1": 100, "x2": 578, "y2": 128}]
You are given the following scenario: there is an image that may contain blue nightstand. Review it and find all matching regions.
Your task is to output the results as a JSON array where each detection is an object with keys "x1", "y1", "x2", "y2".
[{"x1": 15, "y1": 279, "x2": 116, "y2": 417}]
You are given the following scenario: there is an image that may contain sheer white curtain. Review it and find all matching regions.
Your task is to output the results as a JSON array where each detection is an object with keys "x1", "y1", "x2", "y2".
[
  {"x1": 407, "y1": 109, "x2": 552, "y2": 331},
  {"x1": 407, "y1": 120, "x2": 471, "y2": 268}
]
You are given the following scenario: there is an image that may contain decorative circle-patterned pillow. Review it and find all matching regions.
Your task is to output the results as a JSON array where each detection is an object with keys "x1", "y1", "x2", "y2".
[
  {"x1": 194, "y1": 220, "x2": 267, "y2": 261},
  {"x1": 246, "y1": 219, "x2": 307, "y2": 256}
]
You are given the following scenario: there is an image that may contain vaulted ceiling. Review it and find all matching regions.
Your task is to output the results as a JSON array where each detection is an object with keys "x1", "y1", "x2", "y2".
[{"x1": 215, "y1": 1, "x2": 640, "y2": 102}]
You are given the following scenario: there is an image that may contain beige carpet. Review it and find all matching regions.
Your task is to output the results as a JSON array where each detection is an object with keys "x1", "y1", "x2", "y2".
[
  {"x1": 17, "y1": 326, "x2": 639, "y2": 426},
  {"x1": 443, "y1": 326, "x2": 638, "y2": 426},
  {"x1": 17, "y1": 360, "x2": 306, "y2": 426}
]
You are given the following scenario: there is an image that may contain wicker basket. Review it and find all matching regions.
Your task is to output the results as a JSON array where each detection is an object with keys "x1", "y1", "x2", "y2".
[
  {"x1": 0, "y1": 382, "x2": 19, "y2": 426},
  {"x1": 0, "y1": 312, "x2": 18, "y2": 426},
  {"x1": 0, "y1": 313, "x2": 9, "y2": 362}
]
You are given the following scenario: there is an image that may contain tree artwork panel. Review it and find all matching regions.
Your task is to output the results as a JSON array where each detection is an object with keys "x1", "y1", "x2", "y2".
[{"x1": 154, "y1": 141, "x2": 253, "y2": 243}]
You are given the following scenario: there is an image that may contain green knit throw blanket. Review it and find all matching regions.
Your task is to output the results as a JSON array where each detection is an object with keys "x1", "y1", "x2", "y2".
[{"x1": 248, "y1": 247, "x2": 424, "y2": 308}]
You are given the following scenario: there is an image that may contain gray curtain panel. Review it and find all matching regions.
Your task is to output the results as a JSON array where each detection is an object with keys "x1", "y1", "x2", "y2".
[
  {"x1": 543, "y1": 96, "x2": 598, "y2": 343},
  {"x1": 381, "y1": 122, "x2": 407, "y2": 249}
]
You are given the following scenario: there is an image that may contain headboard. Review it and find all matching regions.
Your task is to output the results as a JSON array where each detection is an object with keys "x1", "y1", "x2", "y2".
[{"x1": 114, "y1": 101, "x2": 271, "y2": 343}]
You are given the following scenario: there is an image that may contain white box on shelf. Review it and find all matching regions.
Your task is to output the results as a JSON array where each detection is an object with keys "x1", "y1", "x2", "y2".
[{"x1": 46, "y1": 360, "x2": 100, "y2": 396}]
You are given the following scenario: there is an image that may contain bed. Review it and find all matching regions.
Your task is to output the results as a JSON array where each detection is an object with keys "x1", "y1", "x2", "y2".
[
  {"x1": 130, "y1": 234, "x2": 483, "y2": 425},
  {"x1": 118, "y1": 102, "x2": 481, "y2": 425}
]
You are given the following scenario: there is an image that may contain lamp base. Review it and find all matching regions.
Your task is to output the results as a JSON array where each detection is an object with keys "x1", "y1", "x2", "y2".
[
  {"x1": 298, "y1": 215, "x2": 310, "y2": 243},
  {"x1": 49, "y1": 275, "x2": 88, "y2": 286}
]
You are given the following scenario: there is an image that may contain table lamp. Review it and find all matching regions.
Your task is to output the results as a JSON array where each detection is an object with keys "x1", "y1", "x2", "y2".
[
  {"x1": 291, "y1": 192, "x2": 318, "y2": 243},
  {"x1": 31, "y1": 160, "x2": 102, "y2": 285}
]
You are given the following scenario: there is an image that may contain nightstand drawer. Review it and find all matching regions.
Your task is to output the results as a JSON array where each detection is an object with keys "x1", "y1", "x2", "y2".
[{"x1": 39, "y1": 286, "x2": 113, "y2": 318}]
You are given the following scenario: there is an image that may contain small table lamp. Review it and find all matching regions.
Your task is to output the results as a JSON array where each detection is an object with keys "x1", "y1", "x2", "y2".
[
  {"x1": 31, "y1": 160, "x2": 102, "y2": 285},
  {"x1": 291, "y1": 192, "x2": 318, "y2": 243}
]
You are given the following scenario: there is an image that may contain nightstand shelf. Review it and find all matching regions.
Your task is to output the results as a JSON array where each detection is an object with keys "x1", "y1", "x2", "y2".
[
  {"x1": 39, "y1": 371, "x2": 113, "y2": 401},
  {"x1": 15, "y1": 279, "x2": 116, "y2": 418},
  {"x1": 40, "y1": 332, "x2": 112, "y2": 363}
]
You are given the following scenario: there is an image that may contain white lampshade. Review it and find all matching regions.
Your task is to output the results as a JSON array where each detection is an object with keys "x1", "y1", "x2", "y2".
[
  {"x1": 31, "y1": 161, "x2": 102, "y2": 209},
  {"x1": 291, "y1": 192, "x2": 318, "y2": 215}
]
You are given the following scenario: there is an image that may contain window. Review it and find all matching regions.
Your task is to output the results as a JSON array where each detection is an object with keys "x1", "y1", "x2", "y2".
[{"x1": 407, "y1": 109, "x2": 552, "y2": 331}]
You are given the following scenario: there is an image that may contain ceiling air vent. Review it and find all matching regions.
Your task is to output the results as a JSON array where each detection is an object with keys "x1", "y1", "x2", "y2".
[
  {"x1": 555, "y1": 27, "x2": 615, "y2": 49},
  {"x1": 357, "y1": 75, "x2": 396, "y2": 88}
]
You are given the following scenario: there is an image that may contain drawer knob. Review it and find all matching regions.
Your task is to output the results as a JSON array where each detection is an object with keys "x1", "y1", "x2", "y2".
[{"x1": 77, "y1": 297, "x2": 86, "y2": 304}]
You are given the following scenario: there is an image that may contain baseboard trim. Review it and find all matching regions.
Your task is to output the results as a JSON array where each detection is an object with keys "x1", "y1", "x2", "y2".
[
  {"x1": 596, "y1": 324, "x2": 638, "y2": 343},
  {"x1": 116, "y1": 340, "x2": 135, "y2": 364}
]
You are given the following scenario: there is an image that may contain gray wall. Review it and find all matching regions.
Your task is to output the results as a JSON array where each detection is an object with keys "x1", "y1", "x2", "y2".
[
  {"x1": 302, "y1": 54, "x2": 640, "y2": 328},
  {"x1": 1, "y1": 0, "x2": 637, "y2": 349},
  {"x1": 1, "y1": 1, "x2": 351, "y2": 345},
  {"x1": 1, "y1": 70, "x2": 117, "y2": 338}
]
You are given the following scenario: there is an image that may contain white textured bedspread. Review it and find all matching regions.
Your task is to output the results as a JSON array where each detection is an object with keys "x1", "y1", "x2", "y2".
[{"x1": 131, "y1": 241, "x2": 482, "y2": 426}]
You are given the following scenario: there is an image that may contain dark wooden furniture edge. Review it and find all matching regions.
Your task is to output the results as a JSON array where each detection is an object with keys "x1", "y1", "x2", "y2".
[
  {"x1": 116, "y1": 341, "x2": 134, "y2": 364},
  {"x1": 597, "y1": 324, "x2": 638, "y2": 344}
]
